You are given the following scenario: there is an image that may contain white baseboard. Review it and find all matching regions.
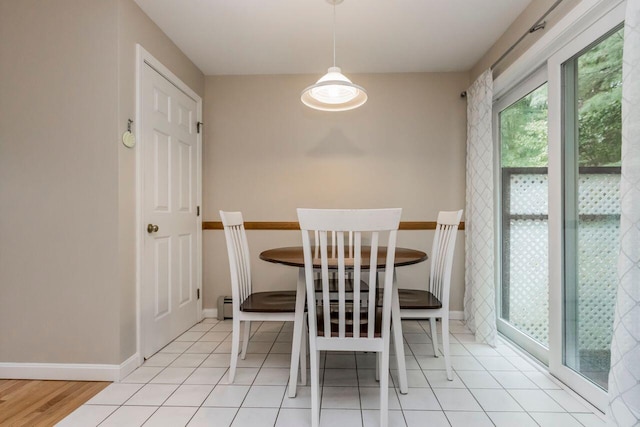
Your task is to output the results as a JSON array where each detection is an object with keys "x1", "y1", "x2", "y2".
[
  {"x1": 0, "y1": 352, "x2": 141, "y2": 382},
  {"x1": 202, "y1": 308, "x2": 218, "y2": 318}
]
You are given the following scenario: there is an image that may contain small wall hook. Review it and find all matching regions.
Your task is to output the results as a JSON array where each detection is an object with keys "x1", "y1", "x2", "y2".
[{"x1": 127, "y1": 119, "x2": 133, "y2": 132}]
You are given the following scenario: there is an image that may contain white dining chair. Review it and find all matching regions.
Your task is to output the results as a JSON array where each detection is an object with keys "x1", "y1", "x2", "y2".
[
  {"x1": 219, "y1": 211, "x2": 306, "y2": 390},
  {"x1": 397, "y1": 209, "x2": 463, "y2": 381},
  {"x1": 298, "y1": 208, "x2": 402, "y2": 427}
]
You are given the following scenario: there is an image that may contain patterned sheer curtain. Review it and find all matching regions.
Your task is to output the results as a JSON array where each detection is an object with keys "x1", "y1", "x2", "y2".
[
  {"x1": 464, "y1": 69, "x2": 498, "y2": 347},
  {"x1": 607, "y1": 2, "x2": 640, "y2": 425}
]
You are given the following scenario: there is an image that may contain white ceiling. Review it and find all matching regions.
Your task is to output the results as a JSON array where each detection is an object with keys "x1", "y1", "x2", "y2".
[{"x1": 134, "y1": 0, "x2": 532, "y2": 76}]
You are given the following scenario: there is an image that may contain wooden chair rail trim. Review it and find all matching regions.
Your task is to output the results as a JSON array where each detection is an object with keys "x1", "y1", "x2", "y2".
[{"x1": 203, "y1": 221, "x2": 464, "y2": 231}]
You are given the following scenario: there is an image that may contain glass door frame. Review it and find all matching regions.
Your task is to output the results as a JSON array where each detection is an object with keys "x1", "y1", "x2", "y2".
[
  {"x1": 493, "y1": 67, "x2": 550, "y2": 365},
  {"x1": 547, "y1": 1, "x2": 625, "y2": 411}
]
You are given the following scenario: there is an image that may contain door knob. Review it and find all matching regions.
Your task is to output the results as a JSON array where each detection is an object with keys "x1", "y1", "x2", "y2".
[{"x1": 147, "y1": 224, "x2": 159, "y2": 233}]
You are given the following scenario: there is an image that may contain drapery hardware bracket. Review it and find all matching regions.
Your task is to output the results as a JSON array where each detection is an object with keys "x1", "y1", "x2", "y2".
[
  {"x1": 127, "y1": 119, "x2": 133, "y2": 132},
  {"x1": 490, "y1": 0, "x2": 562, "y2": 70}
]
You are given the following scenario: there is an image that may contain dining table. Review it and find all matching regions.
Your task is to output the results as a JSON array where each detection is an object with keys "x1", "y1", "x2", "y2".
[{"x1": 259, "y1": 245, "x2": 428, "y2": 398}]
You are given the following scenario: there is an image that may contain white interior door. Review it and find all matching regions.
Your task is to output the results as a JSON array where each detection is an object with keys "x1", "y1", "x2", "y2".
[{"x1": 142, "y1": 62, "x2": 199, "y2": 358}]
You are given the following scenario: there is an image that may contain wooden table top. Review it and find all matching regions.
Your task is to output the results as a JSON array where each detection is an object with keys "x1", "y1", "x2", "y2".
[{"x1": 259, "y1": 246, "x2": 428, "y2": 269}]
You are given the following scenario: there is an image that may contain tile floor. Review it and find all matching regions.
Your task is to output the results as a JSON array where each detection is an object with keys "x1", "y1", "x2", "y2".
[{"x1": 58, "y1": 318, "x2": 607, "y2": 426}]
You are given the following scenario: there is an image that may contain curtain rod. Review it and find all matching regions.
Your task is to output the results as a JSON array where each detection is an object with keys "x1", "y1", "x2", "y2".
[{"x1": 460, "y1": 0, "x2": 565, "y2": 98}]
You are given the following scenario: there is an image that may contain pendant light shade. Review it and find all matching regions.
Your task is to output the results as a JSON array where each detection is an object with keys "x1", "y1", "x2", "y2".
[
  {"x1": 301, "y1": 67, "x2": 367, "y2": 111},
  {"x1": 301, "y1": 1, "x2": 367, "y2": 111}
]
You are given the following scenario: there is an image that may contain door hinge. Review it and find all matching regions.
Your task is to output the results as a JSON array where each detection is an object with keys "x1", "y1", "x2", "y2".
[
  {"x1": 196, "y1": 122, "x2": 203, "y2": 134},
  {"x1": 197, "y1": 206, "x2": 200, "y2": 216},
  {"x1": 197, "y1": 289, "x2": 200, "y2": 300}
]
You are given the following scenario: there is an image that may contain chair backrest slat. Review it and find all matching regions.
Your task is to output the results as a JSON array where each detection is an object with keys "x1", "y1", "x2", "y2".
[
  {"x1": 220, "y1": 211, "x2": 253, "y2": 311},
  {"x1": 429, "y1": 210, "x2": 463, "y2": 308},
  {"x1": 298, "y1": 208, "x2": 401, "y2": 342}
]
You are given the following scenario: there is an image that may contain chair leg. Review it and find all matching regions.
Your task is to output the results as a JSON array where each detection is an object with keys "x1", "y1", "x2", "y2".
[
  {"x1": 310, "y1": 349, "x2": 320, "y2": 427},
  {"x1": 300, "y1": 318, "x2": 307, "y2": 386},
  {"x1": 379, "y1": 349, "x2": 390, "y2": 427},
  {"x1": 229, "y1": 317, "x2": 241, "y2": 383},
  {"x1": 375, "y1": 352, "x2": 380, "y2": 381},
  {"x1": 240, "y1": 320, "x2": 251, "y2": 360},
  {"x1": 391, "y1": 321, "x2": 407, "y2": 391},
  {"x1": 430, "y1": 317, "x2": 439, "y2": 358},
  {"x1": 442, "y1": 316, "x2": 453, "y2": 381}
]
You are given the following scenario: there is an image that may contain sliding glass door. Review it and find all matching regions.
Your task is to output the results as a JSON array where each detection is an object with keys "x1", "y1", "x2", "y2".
[
  {"x1": 495, "y1": 70, "x2": 550, "y2": 363},
  {"x1": 494, "y1": 3, "x2": 625, "y2": 411},
  {"x1": 562, "y1": 26, "x2": 623, "y2": 390}
]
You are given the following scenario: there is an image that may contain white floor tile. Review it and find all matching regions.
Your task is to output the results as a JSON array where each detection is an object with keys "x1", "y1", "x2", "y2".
[
  {"x1": 463, "y1": 343, "x2": 501, "y2": 357},
  {"x1": 409, "y1": 343, "x2": 438, "y2": 356},
  {"x1": 143, "y1": 406, "x2": 197, "y2": 427},
  {"x1": 404, "y1": 410, "x2": 450, "y2": 427},
  {"x1": 319, "y1": 409, "x2": 362, "y2": 427},
  {"x1": 450, "y1": 356, "x2": 485, "y2": 371},
  {"x1": 456, "y1": 371, "x2": 502, "y2": 389},
  {"x1": 185, "y1": 341, "x2": 221, "y2": 353},
  {"x1": 505, "y1": 356, "x2": 539, "y2": 371},
  {"x1": 211, "y1": 322, "x2": 234, "y2": 332},
  {"x1": 188, "y1": 323, "x2": 213, "y2": 332},
  {"x1": 276, "y1": 408, "x2": 312, "y2": 427},
  {"x1": 251, "y1": 332, "x2": 279, "y2": 342},
  {"x1": 487, "y1": 411, "x2": 538, "y2": 426},
  {"x1": 321, "y1": 386, "x2": 361, "y2": 409},
  {"x1": 184, "y1": 367, "x2": 227, "y2": 385},
  {"x1": 176, "y1": 331, "x2": 205, "y2": 342},
  {"x1": 445, "y1": 411, "x2": 493, "y2": 427},
  {"x1": 263, "y1": 353, "x2": 292, "y2": 368},
  {"x1": 323, "y1": 368, "x2": 358, "y2": 386},
  {"x1": 362, "y1": 409, "x2": 406, "y2": 427},
  {"x1": 187, "y1": 407, "x2": 237, "y2": 427},
  {"x1": 440, "y1": 343, "x2": 471, "y2": 356},
  {"x1": 150, "y1": 367, "x2": 195, "y2": 384},
  {"x1": 231, "y1": 407, "x2": 279, "y2": 427},
  {"x1": 201, "y1": 353, "x2": 231, "y2": 368},
  {"x1": 270, "y1": 342, "x2": 293, "y2": 354},
  {"x1": 56, "y1": 404, "x2": 117, "y2": 427},
  {"x1": 125, "y1": 384, "x2": 178, "y2": 406},
  {"x1": 219, "y1": 367, "x2": 260, "y2": 385},
  {"x1": 253, "y1": 367, "x2": 290, "y2": 385},
  {"x1": 201, "y1": 331, "x2": 231, "y2": 341},
  {"x1": 529, "y1": 412, "x2": 584, "y2": 426},
  {"x1": 523, "y1": 371, "x2": 562, "y2": 389},
  {"x1": 163, "y1": 384, "x2": 214, "y2": 406},
  {"x1": 202, "y1": 385, "x2": 250, "y2": 407},
  {"x1": 99, "y1": 405, "x2": 157, "y2": 427},
  {"x1": 404, "y1": 333, "x2": 432, "y2": 344},
  {"x1": 397, "y1": 387, "x2": 441, "y2": 410},
  {"x1": 143, "y1": 353, "x2": 179, "y2": 367},
  {"x1": 508, "y1": 389, "x2": 566, "y2": 412},
  {"x1": 85, "y1": 383, "x2": 143, "y2": 405},
  {"x1": 247, "y1": 341, "x2": 273, "y2": 354},
  {"x1": 391, "y1": 369, "x2": 428, "y2": 388},
  {"x1": 356, "y1": 354, "x2": 377, "y2": 369},
  {"x1": 242, "y1": 385, "x2": 286, "y2": 408},
  {"x1": 545, "y1": 389, "x2": 592, "y2": 412},
  {"x1": 214, "y1": 342, "x2": 234, "y2": 353},
  {"x1": 469, "y1": 389, "x2": 523, "y2": 412},
  {"x1": 475, "y1": 356, "x2": 518, "y2": 371},
  {"x1": 433, "y1": 388, "x2": 482, "y2": 411},
  {"x1": 490, "y1": 371, "x2": 539, "y2": 389},
  {"x1": 452, "y1": 333, "x2": 476, "y2": 343},
  {"x1": 160, "y1": 341, "x2": 193, "y2": 353},
  {"x1": 359, "y1": 386, "x2": 401, "y2": 410},
  {"x1": 572, "y1": 413, "x2": 607, "y2": 427},
  {"x1": 325, "y1": 353, "x2": 357, "y2": 369},
  {"x1": 281, "y1": 386, "x2": 312, "y2": 408},
  {"x1": 424, "y1": 370, "x2": 465, "y2": 389},
  {"x1": 122, "y1": 367, "x2": 163, "y2": 384},
  {"x1": 415, "y1": 356, "x2": 446, "y2": 370}
]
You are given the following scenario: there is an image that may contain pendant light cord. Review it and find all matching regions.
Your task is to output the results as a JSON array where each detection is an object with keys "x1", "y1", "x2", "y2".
[{"x1": 332, "y1": 1, "x2": 336, "y2": 67}]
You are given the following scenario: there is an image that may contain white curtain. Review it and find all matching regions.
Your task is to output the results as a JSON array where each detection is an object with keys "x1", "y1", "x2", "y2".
[
  {"x1": 608, "y1": 1, "x2": 640, "y2": 425},
  {"x1": 464, "y1": 69, "x2": 498, "y2": 347}
]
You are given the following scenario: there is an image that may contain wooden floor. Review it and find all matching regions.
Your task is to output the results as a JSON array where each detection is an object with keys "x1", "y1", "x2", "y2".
[{"x1": 0, "y1": 379, "x2": 110, "y2": 426}]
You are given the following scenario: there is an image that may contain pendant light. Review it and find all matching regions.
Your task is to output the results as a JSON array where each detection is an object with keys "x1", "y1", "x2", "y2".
[{"x1": 301, "y1": 0, "x2": 367, "y2": 112}]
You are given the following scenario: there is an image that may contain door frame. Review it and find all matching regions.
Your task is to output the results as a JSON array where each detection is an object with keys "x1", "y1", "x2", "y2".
[{"x1": 135, "y1": 45, "x2": 203, "y2": 364}]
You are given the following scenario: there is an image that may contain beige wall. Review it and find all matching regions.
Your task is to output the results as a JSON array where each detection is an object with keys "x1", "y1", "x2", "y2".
[
  {"x1": 0, "y1": 0, "x2": 204, "y2": 366},
  {"x1": 203, "y1": 73, "x2": 469, "y2": 312},
  {"x1": 0, "y1": 0, "x2": 120, "y2": 364},
  {"x1": 470, "y1": 0, "x2": 580, "y2": 82}
]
